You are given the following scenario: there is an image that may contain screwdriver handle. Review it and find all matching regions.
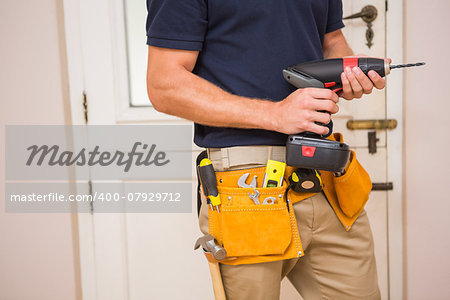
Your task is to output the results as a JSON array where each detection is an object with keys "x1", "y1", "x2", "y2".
[{"x1": 198, "y1": 159, "x2": 221, "y2": 206}]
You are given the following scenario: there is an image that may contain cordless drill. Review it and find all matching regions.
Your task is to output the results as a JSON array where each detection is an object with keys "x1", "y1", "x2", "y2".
[
  {"x1": 283, "y1": 57, "x2": 425, "y2": 92},
  {"x1": 283, "y1": 57, "x2": 424, "y2": 174}
]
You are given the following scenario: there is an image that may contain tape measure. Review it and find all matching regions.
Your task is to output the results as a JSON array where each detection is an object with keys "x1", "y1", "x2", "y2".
[{"x1": 289, "y1": 168, "x2": 322, "y2": 193}]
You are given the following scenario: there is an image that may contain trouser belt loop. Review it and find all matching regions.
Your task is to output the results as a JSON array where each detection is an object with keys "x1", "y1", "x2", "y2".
[
  {"x1": 267, "y1": 146, "x2": 273, "y2": 162},
  {"x1": 220, "y1": 148, "x2": 230, "y2": 169}
]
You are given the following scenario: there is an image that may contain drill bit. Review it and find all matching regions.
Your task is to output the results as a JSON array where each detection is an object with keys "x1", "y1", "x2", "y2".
[{"x1": 390, "y1": 62, "x2": 426, "y2": 70}]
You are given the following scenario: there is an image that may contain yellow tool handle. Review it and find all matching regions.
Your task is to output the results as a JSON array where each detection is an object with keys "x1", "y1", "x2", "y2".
[{"x1": 199, "y1": 158, "x2": 222, "y2": 206}]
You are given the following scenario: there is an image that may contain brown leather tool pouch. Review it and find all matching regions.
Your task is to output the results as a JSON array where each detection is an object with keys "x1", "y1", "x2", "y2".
[
  {"x1": 208, "y1": 167, "x2": 304, "y2": 265},
  {"x1": 319, "y1": 132, "x2": 373, "y2": 229},
  {"x1": 333, "y1": 150, "x2": 372, "y2": 218}
]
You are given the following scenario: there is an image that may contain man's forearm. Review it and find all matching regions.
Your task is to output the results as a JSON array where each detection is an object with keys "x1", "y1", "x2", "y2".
[
  {"x1": 148, "y1": 62, "x2": 277, "y2": 131},
  {"x1": 323, "y1": 30, "x2": 354, "y2": 59}
]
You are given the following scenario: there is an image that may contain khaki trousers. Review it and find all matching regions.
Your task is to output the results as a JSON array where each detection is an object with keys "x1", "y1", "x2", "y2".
[{"x1": 198, "y1": 154, "x2": 380, "y2": 300}]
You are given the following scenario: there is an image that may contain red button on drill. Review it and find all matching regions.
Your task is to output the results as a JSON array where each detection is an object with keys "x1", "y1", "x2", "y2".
[
  {"x1": 324, "y1": 82, "x2": 336, "y2": 88},
  {"x1": 302, "y1": 146, "x2": 316, "y2": 157}
]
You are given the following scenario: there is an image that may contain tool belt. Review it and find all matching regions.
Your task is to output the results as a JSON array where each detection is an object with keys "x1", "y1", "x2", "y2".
[{"x1": 198, "y1": 133, "x2": 372, "y2": 265}]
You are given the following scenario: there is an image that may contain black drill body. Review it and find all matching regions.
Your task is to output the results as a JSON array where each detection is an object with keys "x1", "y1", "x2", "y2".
[{"x1": 283, "y1": 57, "x2": 388, "y2": 91}]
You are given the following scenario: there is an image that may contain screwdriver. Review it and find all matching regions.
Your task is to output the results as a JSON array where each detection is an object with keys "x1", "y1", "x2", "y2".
[{"x1": 198, "y1": 158, "x2": 222, "y2": 212}]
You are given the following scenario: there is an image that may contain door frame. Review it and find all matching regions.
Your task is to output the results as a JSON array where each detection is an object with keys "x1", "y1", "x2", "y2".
[
  {"x1": 62, "y1": 0, "x2": 404, "y2": 299},
  {"x1": 385, "y1": 2, "x2": 404, "y2": 299}
]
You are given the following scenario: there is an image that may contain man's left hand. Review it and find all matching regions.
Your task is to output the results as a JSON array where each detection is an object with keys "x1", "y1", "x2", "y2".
[{"x1": 340, "y1": 56, "x2": 392, "y2": 100}]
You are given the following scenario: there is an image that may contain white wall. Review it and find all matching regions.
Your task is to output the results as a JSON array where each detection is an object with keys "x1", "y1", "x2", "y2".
[
  {"x1": 0, "y1": 0, "x2": 81, "y2": 300},
  {"x1": 404, "y1": 0, "x2": 450, "y2": 299}
]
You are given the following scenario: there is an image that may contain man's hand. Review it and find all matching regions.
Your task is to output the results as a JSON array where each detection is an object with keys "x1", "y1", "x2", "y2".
[
  {"x1": 340, "y1": 56, "x2": 392, "y2": 100},
  {"x1": 273, "y1": 88, "x2": 339, "y2": 135}
]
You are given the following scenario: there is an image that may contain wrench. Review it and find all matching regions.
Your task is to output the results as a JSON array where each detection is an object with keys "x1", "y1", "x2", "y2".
[
  {"x1": 238, "y1": 173, "x2": 260, "y2": 205},
  {"x1": 262, "y1": 197, "x2": 277, "y2": 205},
  {"x1": 249, "y1": 188, "x2": 260, "y2": 205},
  {"x1": 237, "y1": 173, "x2": 257, "y2": 188}
]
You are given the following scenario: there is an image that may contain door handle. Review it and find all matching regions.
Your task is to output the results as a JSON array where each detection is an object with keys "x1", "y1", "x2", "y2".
[
  {"x1": 343, "y1": 5, "x2": 378, "y2": 23},
  {"x1": 343, "y1": 5, "x2": 378, "y2": 48}
]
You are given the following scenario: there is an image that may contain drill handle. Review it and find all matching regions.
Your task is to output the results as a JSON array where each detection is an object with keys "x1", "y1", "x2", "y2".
[
  {"x1": 282, "y1": 69, "x2": 324, "y2": 89},
  {"x1": 283, "y1": 67, "x2": 343, "y2": 92}
]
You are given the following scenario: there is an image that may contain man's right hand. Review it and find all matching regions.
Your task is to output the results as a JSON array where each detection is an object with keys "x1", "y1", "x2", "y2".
[{"x1": 273, "y1": 88, "x2": 339, "y2": 135}]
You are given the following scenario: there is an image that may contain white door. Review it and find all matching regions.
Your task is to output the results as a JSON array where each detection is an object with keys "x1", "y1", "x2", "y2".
[{"x1": 64, "y1": 0, "x2": 404, "y2": 299}]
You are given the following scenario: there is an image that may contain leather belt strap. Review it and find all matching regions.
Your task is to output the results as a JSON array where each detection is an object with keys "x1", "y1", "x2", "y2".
[{"x1": 207, "y1": 146, "x2": 286, "y2": 170}]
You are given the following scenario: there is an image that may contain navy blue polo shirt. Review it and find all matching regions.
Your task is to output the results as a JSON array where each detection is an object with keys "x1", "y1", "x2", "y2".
[{"x1": 146, "y1": 0, "x2": 344, "y2": 148}]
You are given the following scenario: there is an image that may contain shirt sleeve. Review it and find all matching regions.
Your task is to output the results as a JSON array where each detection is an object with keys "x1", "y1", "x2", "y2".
[
  {"x1": 326, "y1": 0, "x2": 345, "y2": 33},
  {"x1": 146, "y1": 0, "x2": 208, "y2": 51}
]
